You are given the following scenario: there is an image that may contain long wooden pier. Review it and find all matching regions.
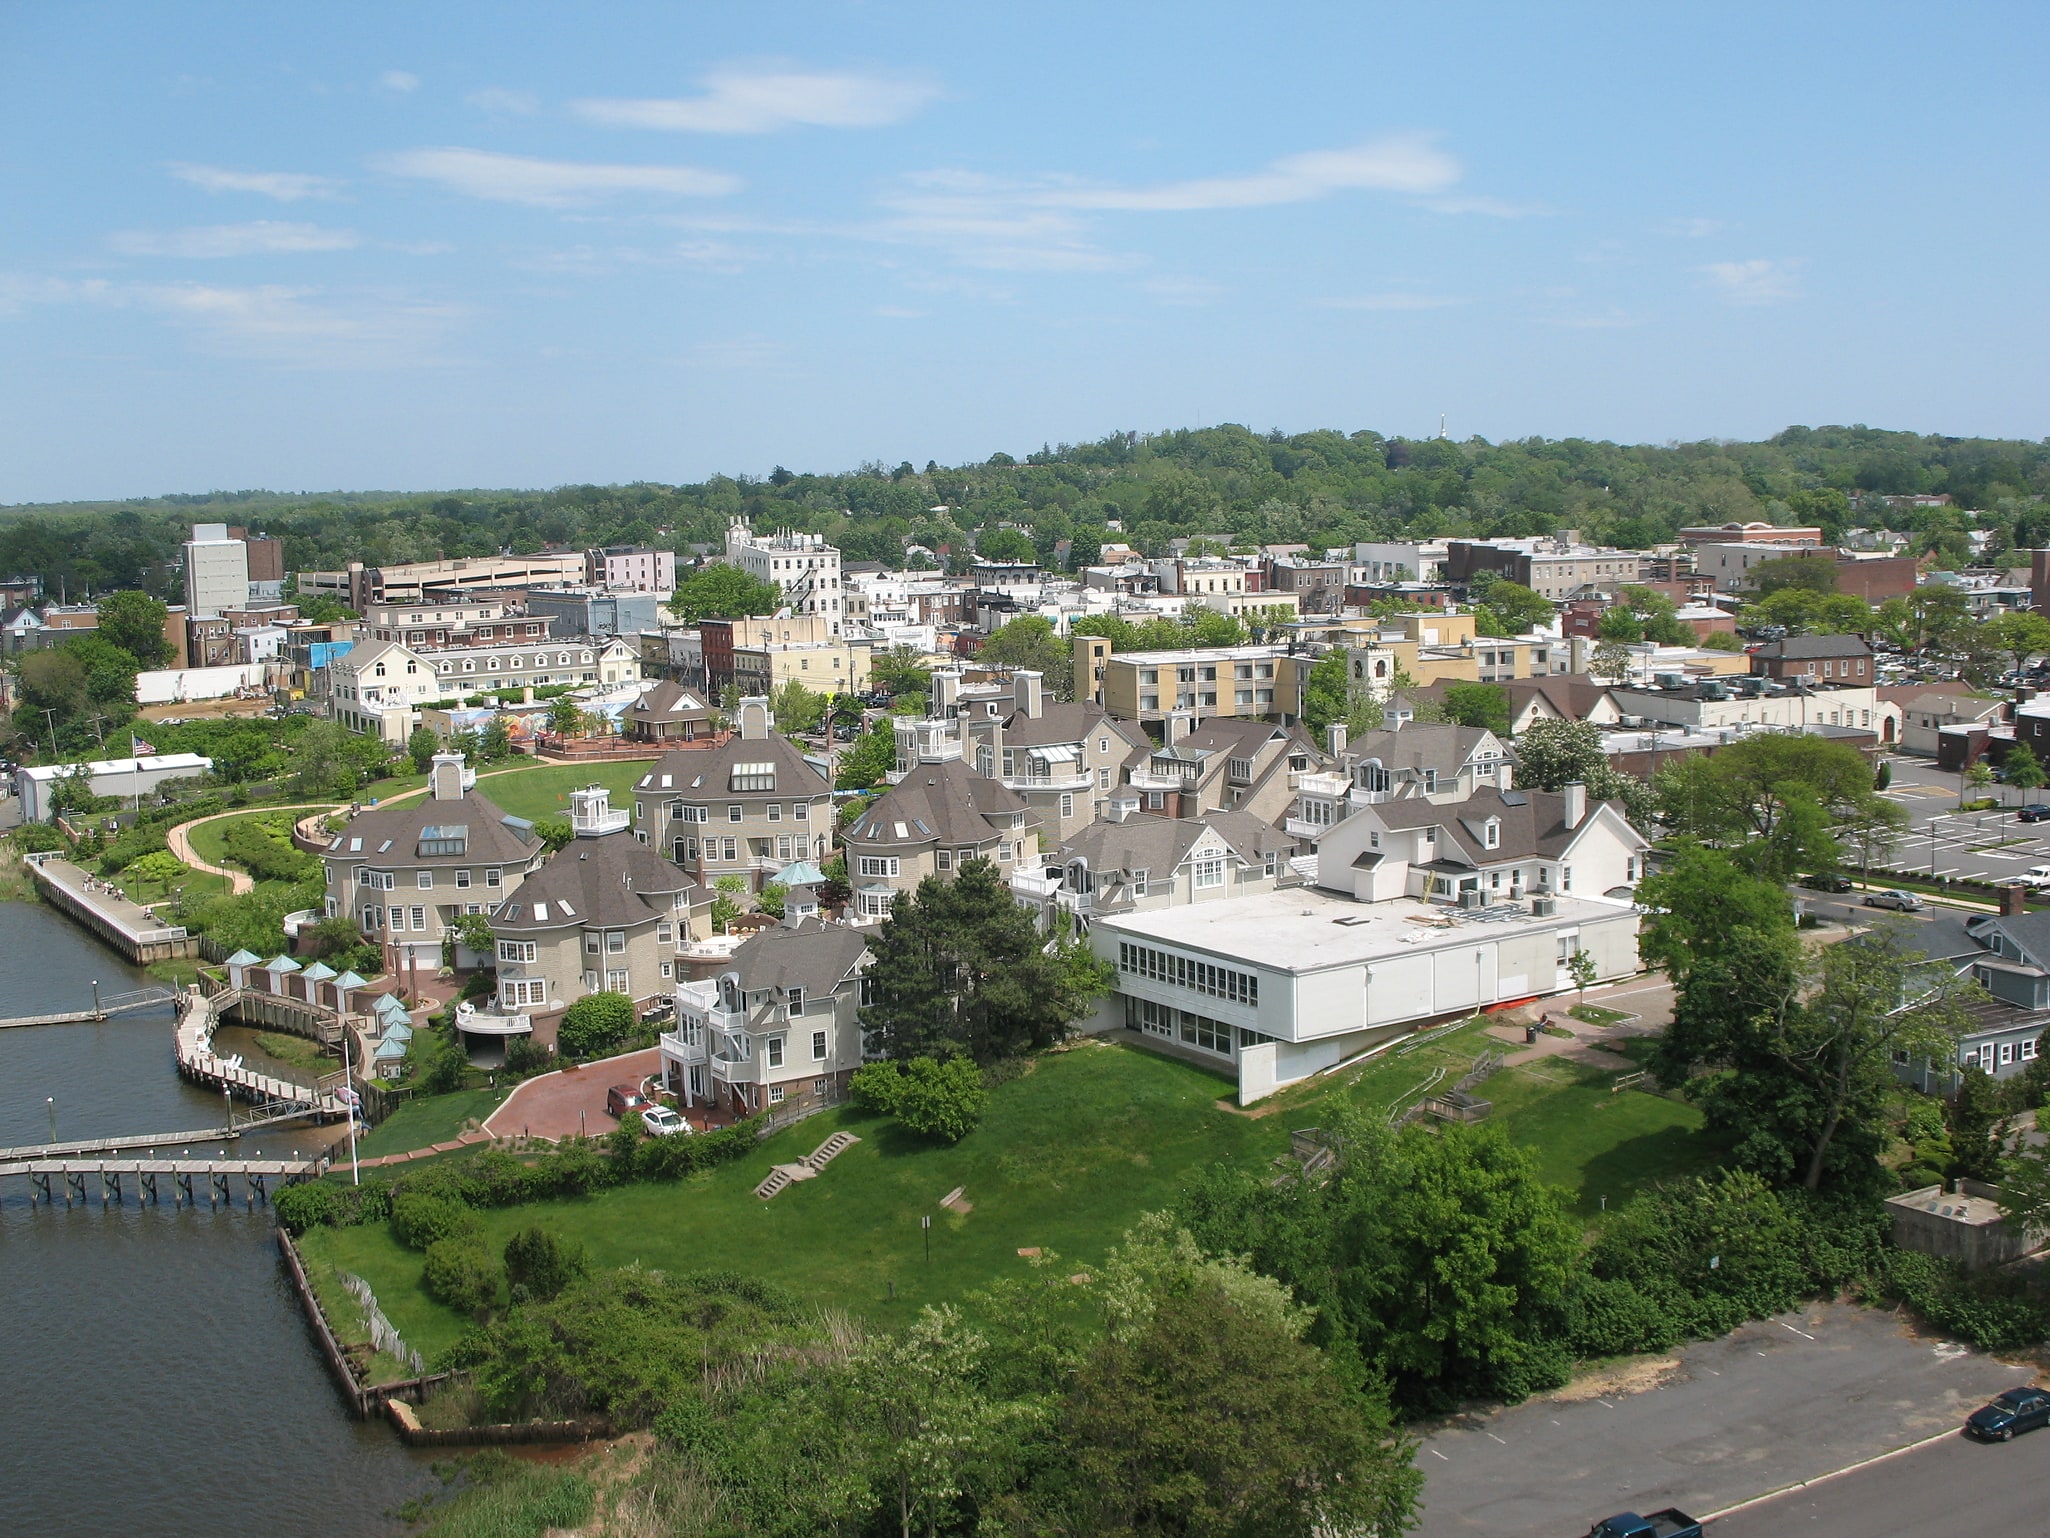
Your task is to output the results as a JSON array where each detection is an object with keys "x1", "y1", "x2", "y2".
[
  {"x1": 25, "y1": 853, "x2": 197, "y2": 963},
  {"x1": 176, "y1": 987, "x2": 350, "y2": 1122},
  {"x1": 0, "y1": 988, "x2": 178, "y2": 1030},
  {"x1": 0, "y1": 1155, "x2": 320, "y2": 1209}
]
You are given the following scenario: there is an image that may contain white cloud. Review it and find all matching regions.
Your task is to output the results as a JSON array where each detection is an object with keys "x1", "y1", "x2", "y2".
[
  {"x1": 109, "y1": 221, "x2": 360, "y2": 258},
  {"x1": 464, "y1": 87, "x2": 539, "y2": 115},
  {"x1": 1419, "y1": 194, "x2": 1541, "y2": 218},
  {"x1": 378, "y1": 70, "x2": 421, "y2": 93},
  {"x1": 1041, "y1": 135, "x2": 1460, "y2": 212},
  {"x1": 573, "y1": 64, "x2": 936, "y2": 134},
  {"x1": 515, "y1": 238, "x2": 748, "y2": 276},
  {"x1": 1316, "y1": 292, "x2": 1464, "y2": 311},
  {"x1": 0, "y1": 272, "x2": 460, "y2": 367},
  {"x1": 374, "y1": 147, "x2": 739, "y2": 207},
  {"x1": 167, "y1": 162, "x2": 343, "y2": 202},
  {"x1": 1700, "y1": 257, "x2": 1802, "y2": 304},
  {"x1": 1141, "y1": 275, "x2": 1225, "y2": 306}
]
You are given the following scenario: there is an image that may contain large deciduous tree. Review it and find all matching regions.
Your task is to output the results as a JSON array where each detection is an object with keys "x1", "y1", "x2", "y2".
[
  {"x1": 667, "y1": 564, "x2": 784, "y2": 625},
  {"x1": 95, "y1": 589, "x2": 172, "y2": 668},
  {"x1": 974, "y1": 615, "x2": 1072, "y2": 700}
]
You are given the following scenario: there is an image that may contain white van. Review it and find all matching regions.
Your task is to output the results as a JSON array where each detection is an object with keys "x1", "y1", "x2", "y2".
[{"x1": 2023, "y1": 865, "x2": 2050, "y2": 888}]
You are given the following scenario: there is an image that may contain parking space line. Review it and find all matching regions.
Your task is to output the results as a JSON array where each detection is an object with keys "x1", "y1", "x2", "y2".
[{"x1": 1776, "y1": 1320, "x2": 1818, "y2": 1341}]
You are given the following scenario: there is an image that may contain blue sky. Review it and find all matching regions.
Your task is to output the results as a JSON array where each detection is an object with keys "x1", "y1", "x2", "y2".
[{"x1": 2, "y1": 2, "x2": 2046, "y2": 502}]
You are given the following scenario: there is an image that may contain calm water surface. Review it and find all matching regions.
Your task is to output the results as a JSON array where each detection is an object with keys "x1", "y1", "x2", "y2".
[{"x1": 0, "y1": 901, "x2": 437, "y2": 1538}]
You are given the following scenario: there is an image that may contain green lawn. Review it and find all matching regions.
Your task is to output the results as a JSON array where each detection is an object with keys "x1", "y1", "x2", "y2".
[
  {"x1": 184, "y1": 808, "x2": 314, "y2": 870},
  {"x1": 301, "y1": 1041, "x2": 1271, "y2": 1353},
  {"x1": 355, "y1": 1087, "x2": 508, "y2": 1158},
  {"x1": 461, "y1": 761, "x2": 652, "y2": 825},
  {"x1": 296, "y1": 1028, "x2": 1730, "y2": 1359}
]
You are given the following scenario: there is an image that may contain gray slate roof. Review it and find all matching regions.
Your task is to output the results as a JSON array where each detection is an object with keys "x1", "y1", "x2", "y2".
[
  {"x1": 328, "y1": 789, "x2": 541, "y2": 867},
  {"x1": 729, "y1": 918, "x2": 870, "y2": 997},
  {"x1": 492, "y1": 829, "x2": 696, "y2": 933},
  {"x1": 1053, "y1": 810, "x2": 1292, "y2": 876},
  {"x1": 847, "y1": 757, "x2": 1028, "y2": 850},
  {"x1": 1365, "y1": 785, "x2": 1644, "y2": 866},
  {"x1": 638, "y1": 731, "x2": 828, "y2": 800},
  {"x1": 1754, "y1": 634, "x2": 1872, "y2": 660}
]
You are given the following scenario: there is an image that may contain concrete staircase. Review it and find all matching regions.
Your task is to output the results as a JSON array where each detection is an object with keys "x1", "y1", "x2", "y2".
[{"x1": 754, "y1": 1131, "x2": 862, "y2": 1199}]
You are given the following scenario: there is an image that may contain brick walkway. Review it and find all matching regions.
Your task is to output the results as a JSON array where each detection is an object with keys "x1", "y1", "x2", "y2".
[{"x1": 483, "y1": 1047, "x2": 665, "y2": 1141}]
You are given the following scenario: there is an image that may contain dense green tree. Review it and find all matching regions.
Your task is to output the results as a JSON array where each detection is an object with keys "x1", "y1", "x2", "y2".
[
  {"x1": 1751, "y1": 552, "x2": 1842, "y2": 595},
  {"x1": 869, "y1": 643, "x2": 932, "y2": 698},
  {"x1": 558, "y1": 991, "x2": 635, "y2": 1060},
  {"x1": 836, "y1": 719, "x2": 897, "y2": 791},
  {"x1": 1654, "y1": 733, "x2": 1901, "y2": 881},
  {"x1": 859, "y1": 859, "x2": 1113, "y2": 1064},
  {"x1": 2006, "y1": 741, "x2": 2046, "y2": 793},
  {"x1": 1439, "y1": 681, "x2": 1511, "y2": 736},
  {"x1": 850, "y1": 1056, "x2": 989, "y2": 1142},
  {"x1": 503, "y1": 1226, "x2": 589, "y2": 1303},
  {"x1": 769, "y1": 678, "x2": 828, "y2": 734},
  {"x1": 1742, "y1": 586, "x2": 1875, "y2": 636},
  {"x1": 1983, "y1": 610, "x2": 2050, "y2": 675},
  {"x1": 94, "y1": 589, "x2": 172, "y2": 667},
  {"x1": 1946, "y1": 1067, "x2": 2007, "y2": 1184},
  {"x1": 1473, "y1": 580, "x2": 1555, "y2": 636},
  {"x1": 1511, "y1": 717, "x2": 1653, "y2": 822},
  {"x1": 974, "y1": 615, "x2": 1072, "y2": 700},
  {"x1": 667, "y1": 564, "x2": 784, "y2": 624},
  {"x1": 406, "y1": 724, "x2": 440, "y2": 774}
]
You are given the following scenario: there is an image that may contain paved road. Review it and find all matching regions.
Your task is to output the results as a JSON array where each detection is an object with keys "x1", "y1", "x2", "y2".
[
  {"x1": 1712, "y1": 1423, "x2": 2050, "y2": 1536},
  {"x1": 1414, "y1": 1302, "x2": 2031, "y2": 1537}
]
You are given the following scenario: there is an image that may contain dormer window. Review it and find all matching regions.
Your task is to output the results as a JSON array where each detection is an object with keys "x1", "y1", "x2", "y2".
[{"x1": 1482, "y1": 818, "x2": 1500, "y2": 850}]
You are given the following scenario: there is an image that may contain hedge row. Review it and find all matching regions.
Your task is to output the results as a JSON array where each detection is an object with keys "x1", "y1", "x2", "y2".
[{"x1": 275, "y1": 1117, "x2": 765, "y2": 1236}]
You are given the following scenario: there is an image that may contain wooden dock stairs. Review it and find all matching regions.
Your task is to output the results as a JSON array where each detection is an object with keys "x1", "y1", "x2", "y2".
[{"x1": 754, "y1": 1130, "x2": 861, "y2": 1200}]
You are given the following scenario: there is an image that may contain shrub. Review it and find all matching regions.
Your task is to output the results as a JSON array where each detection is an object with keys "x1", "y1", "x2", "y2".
[
  {"x1": 504, "y1": 1227, "x2": 588, "y2": 1303},
  {"x1": 124, "y1": 849, "x2": 188, "y2": 885},
  {"x1": 8, "y1": 823, "x2": 69, "y2": 854},
  {"x1": 275, "y1": 1180, "x2": 347, "y2": 1235},
  {"x1": 558, "y1": 992, "x2": 634, "y2": 1060},
  {"x1": 423, "y1": 1237, "x2": 502, "y2": 1314},
  {"x1": 390, "y1": 1189, "x2": 479, "y2": 1251},
  {"x1": 852, "y1": 1056, "x2": 987, "y2": 1143}
]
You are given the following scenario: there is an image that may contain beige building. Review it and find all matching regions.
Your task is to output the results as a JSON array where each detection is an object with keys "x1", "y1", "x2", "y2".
[
  {"x1": 1127, "y1": 717, "x2": 1321, "y2": 823},
  {"x1": 304, "y1": 552, "x2": 589, "y2": 611},
  {"x1": 724, "y1": 516, "x2": 843, "y2": 634},
  {"x1": 321, "y1": 754, "x2": 548, "y2": 973},
  {"x1": 842, "y1": 756, "x2": 1040, "y2": 921},
  {"x1": 361, "y1": 594, "x2": 546, "y2": 650},
  {"x1": 633, "y1": 699, "x2": 833, "y2": 888},
  {"x1": 328, "y1": 639, "x2": 443, "y2": 742},
  {"x1": 421, "y1": 636, "x2": 635, "y2": 695},
  {"x1": 484, "y1": 786, "x2": 703, "y2": 1049},
  {"x1": 727, "y1": 612, "x2": 872, "y2": 697},
  {"x1": 1079, "y1": 640, "x2": 1307, "y2": 723},
  {"x1": 660, "y1": 919, "x2": 871, "y2": 1117}
]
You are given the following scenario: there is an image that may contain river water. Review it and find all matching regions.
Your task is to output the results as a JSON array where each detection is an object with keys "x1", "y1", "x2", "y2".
[{"x1": 0, "y1": 900, "x2": 437, "y2": 1537}]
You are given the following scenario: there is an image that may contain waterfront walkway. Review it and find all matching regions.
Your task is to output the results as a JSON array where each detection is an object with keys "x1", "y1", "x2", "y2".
[
  {"x1": 176, "y1": 988, "x2": 350, "y2": 1121},
  {"x1": 27, "y1": 855, "x2": 196, "y2": 962}
]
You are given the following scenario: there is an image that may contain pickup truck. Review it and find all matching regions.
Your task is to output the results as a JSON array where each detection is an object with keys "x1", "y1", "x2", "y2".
[{"x1": 1586, "y1": 1512, "x2": 1702, "y2": 1538}]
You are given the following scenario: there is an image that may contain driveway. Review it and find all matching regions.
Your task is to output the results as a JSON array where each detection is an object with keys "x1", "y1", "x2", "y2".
[
  {"x1": 1414, "y1": 1301, "x2": 2033, "y2": 1537},
  {"x1": 483, "y1": 1046, "x2": 663, "y2": 1140}
]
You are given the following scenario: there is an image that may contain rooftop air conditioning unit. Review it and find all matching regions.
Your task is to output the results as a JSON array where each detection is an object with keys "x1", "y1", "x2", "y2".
[
  {"x1": 1531, "y1": 895, "x2": 1558, "y2": 917},
  {"x1": 1459, "y1": 889, "x2": 1486, "y2": 911}
]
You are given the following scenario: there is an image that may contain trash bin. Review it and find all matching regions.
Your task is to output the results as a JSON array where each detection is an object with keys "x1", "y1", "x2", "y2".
[{"x1": 1525, "y1": 1023, "x2": 1538, "y2": 1044}]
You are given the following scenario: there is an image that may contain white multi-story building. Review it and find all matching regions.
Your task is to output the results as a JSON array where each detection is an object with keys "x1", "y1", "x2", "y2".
[
  {"x1": 586, "y1": 545, "x2": 677, "y2": 594},
  {"x1": 183, "y1": 524, "x2": 250, "y2": 617},
  {"x1": 725, "y1": 516, "x2": 842, "y2": 634}
]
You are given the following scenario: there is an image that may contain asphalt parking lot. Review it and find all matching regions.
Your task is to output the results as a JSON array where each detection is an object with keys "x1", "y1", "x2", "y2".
[
  {"x1": 1870, "y1": 760, "x2": 2050, "y2": 885},
  {"x1": 1414, "y1": 1301, "x2": 2033, "y2": 1537}
]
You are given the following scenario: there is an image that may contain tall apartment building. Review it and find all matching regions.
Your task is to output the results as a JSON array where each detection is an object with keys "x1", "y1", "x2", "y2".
[
  {"x1": 361, "y1": 594, "x2": 549, "y2": 649},
  {"x1": 724, "y1": 516, "x2": 842, "y2": 634},
  {"x1": 306, "y1": 553, "x2": 590, "y2": 612},
  {"x1": 183, "y1": 524, "x2": 250, "y2": 616},
  {"x1": 1079, "y1": 641, "x2": 1306, "y2": 723}
]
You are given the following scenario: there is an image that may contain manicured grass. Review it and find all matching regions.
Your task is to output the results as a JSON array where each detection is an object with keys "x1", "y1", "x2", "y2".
[
  {"x1": 463, "y1": 761, "x2": 651, "y2": 826},
  {"x1": 184, "y1": 808, "x2": 310, "y2": 870},
  {"x1": 302, "y1": 1041, "x2": 1272, "y2": 1349},
  {"x1": 299, "y1": 1027, "x2": 1732, "y2": 1353},
  {"x1": 355, "y1": 1087, "x2": 508, "y2": 1158},
  {"x1": 1569, "y1": 1004, "x2": 1633, "y2": 1026}
]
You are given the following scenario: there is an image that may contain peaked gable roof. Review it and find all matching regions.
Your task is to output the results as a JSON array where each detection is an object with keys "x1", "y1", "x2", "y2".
[
  {"x1": 1357, "y1": 785, "x2": 1647, "y2": 866},
  {"x1": 639, "y1": 730, "x2": 827, "y2": 800},
  {"x1": 729, "y1": 918, "x2": 870, "y2": 997},
  {"x1": 1054, "y1": 809, "x2": 1291, "y2": 877},
  {"x1": 849, "y1": 757, "x2": 1029, "y2": 849},
  {"x1": 492, "y1": 829, "x2": 696, "y2": 933},
  {"x1": 328, "y1": 787, "x2": 541, "y2": 867}
]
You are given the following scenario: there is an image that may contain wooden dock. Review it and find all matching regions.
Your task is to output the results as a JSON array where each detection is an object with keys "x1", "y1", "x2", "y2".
[
  {"x1": 25, "y1": 854, "x2": 197, "y2": 963},
  {"x1": 0, "y1": 988, "x2": 178, "y2": 1030},
  {"x1": 0, "y1": 1154, "x2": 321, "y2": 1209},
  {"x1": 175, "y1": 988, "x2": 350, "y2": 1122}
]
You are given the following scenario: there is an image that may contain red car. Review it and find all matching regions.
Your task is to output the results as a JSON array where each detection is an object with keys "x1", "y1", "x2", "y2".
[{"x1": 605, "y1": 1083, "x2": 650, "y2": 1117}]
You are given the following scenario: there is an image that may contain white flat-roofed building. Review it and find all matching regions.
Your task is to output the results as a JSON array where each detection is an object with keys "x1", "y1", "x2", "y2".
[
  {"x1": 1090, "y1": 881, "x2": 1640, "y2": 1105},
  {"x1": 15, "y1": 753, "x2": 213, "y2": 822}
]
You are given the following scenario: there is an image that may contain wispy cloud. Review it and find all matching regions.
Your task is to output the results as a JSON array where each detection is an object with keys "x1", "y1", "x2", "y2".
[
  {"x1": 167, "y1": 162, "x2": 343, "y2": 202},
  {"x1": 1661, "y1": 216, "x2": 1724, "y2": 239},
  {"x1": 678, "y1": 336, "x2": 785, "y2": 369},
  {"x1": 1316, "y1": 292, "x2": 1465, "y2": 312},
  {"x1": 573, "y1": 64, "x2": 937, "y2": 134},
  {"x1": 1039, "y1": 134, "x2": 1460, "y2": 212},
  {"x1": 373, "y1": 147, "x2": 739, "y2": 207},
  {"x1": 0, "y1": 273, "x2": 461, "y2": 367},
  {"x1": 378, "y1": 70, "x2": 420, "y2": 93},
  {"x1": 1141, "y1": 275, "x2": 1225, "y2": 306},
  {"x1": 1700, "y1": 257, "x2": 1802, "y2": 304},
  {"x1": 515, "y1": 239, "x2": 749, "y2": 276},
  {"x1": 109, "y1": 221, "x2": 360, "y2": 258},
  {"x1": 1535, "y1": 308, "x2": 1645, "y2": 330},
  {"x1": 1420, "y1": 193, "x2": 1542, "y2": 218},
  {"x1": 464, "y1": 87, "x2": 539, "y2": 116}
]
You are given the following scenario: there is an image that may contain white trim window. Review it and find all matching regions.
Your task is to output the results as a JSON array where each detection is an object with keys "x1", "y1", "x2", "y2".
[
  {"x1": 501, "y1": 978, "x2": 547, "y2": 1008},
  {"x1": 812, "y1": 1029, "x2": 828, "y2": 1061},
  {"x1": 1193, "y1": 853, "x2": 1225, "y2": 889},
  {"x1": 857, "y1": 856, "x2": 899, "y2": 879},
  {"x1": 497, "y1": 940, "x2": 537, "y2": 964}
]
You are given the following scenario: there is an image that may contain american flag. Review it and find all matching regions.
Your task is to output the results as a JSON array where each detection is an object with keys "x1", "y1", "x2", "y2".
[{"x1": 131, "y1": 733, "x2": 156, "y2": 755}]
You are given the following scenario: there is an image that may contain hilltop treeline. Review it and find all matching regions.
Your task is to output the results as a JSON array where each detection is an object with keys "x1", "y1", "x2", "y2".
[{"x1": 5, "y1": 423, "x2": 2049, "y2": 600}]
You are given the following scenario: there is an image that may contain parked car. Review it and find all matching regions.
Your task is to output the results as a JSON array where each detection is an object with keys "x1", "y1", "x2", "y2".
[
  {"x1": 1863, "y1": 888, "x2": 1925, "y2": 912},
  {"x1": 605, "y1": 1083, "x2": 650, "y2": 1117},
  {"x1": 1585, "y1": 1512, "x2": 1702, "y2": 1538},
  {"x1": 1799, "y1": 872, "x2": 1854, "y2": 893},
  {"x1": 1966, "y1": 1386, "x2": 2050, "y2": 1441},
  {"x1": 641, "y1": 1105, "x2": 691, "y2": 1137},
  {"x1": 2022, "y1": 865, "x2": 2050, "y2": 888},
  {"x1": 2018, "y1": 805, "x2": 2050, "y2": 823}
]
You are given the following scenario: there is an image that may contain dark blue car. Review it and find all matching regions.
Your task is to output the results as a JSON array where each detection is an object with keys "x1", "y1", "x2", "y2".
[{"x1": 1966, "y1": 1387, "x2": 2050, "y2": 1441}]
